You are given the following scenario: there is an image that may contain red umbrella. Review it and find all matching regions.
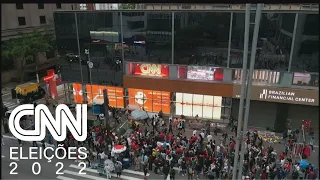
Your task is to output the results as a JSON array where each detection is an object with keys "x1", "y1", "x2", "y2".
[{"x1": 112, "y1": 145, "x2": 127, "y2": 153}]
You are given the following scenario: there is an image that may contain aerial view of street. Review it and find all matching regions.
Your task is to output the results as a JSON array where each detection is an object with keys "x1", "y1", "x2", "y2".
[{"x1": 1, "y1": 3, "x2": 319, "y2": 180}]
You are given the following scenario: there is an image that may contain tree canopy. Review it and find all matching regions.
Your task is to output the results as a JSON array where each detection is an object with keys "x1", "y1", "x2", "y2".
[{"x1": 2, "y1": 30, "x2": 54, "y2": 82}]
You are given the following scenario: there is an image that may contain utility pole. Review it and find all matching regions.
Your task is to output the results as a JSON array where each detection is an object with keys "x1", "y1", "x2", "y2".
[
  {"x1": 237, "y1": 4, "x2": 263, "y2": 179},
  {"x1": 74, "y1": 12, "x2": 85, "y2": 103},
  {"x1": 171, "y1": 11, "x2": 175, "y2": 64},
  {"x1": 120, "y1": 12, "x2": 125, "y2": 74},
  {"x1": 103, "y1": 89, "x2": 109, "y2": 129},
  {"x1": 232, "y1": 4, "x2": 251, "y2": 180},
  {"x1": 227, "y1": 12, "x2": 234, "y2": 68},
  {"x1": 85, "y1": 49, "x2": 94, "y2": 106}
]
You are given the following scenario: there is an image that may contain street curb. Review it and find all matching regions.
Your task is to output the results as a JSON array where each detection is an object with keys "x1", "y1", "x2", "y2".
[
  {"x1": 3, "y1": 135, "x2": 55, "y2": 148},
  {"x1": 2, "y1": 135, "x2": 97, "y2": 155}
]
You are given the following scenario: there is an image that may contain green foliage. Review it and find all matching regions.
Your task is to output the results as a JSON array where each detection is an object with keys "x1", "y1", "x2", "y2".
[
  {"x1": 2, "y1": 30, "x2": 54, "y2": 82},
  {"x1": 119, "y1": 3, "x2": 136, "y2": 9}
]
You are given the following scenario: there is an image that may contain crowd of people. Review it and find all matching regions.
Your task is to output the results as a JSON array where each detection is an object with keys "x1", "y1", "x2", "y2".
[
  {"x1": 6, "y1": 103, "x2": 317, "y2": 180},
  {"x1": 61, "y1": 110, "x2": 316, "y2": 180}
]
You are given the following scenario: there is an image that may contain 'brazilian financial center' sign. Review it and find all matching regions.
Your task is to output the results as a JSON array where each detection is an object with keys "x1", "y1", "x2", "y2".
[{"x1": 232, "y1": 85, "x2": 318, "y2": 106}]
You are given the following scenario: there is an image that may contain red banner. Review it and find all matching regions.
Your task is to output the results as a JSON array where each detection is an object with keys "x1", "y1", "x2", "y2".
[{"x1": 133, "y1": 63, "x2": 169, "y2": 77}]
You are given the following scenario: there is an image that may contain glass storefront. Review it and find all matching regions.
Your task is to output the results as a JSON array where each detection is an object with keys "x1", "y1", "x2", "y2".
[
  {"x1": 174, "y1": 92, "x2": 231, "y2": 120},
  {"x1": 69, "y1": 84, "x2": 231, "y2": 119},
  {"x1": 71, "y1": 83, "x2": 124, "y2": 108},
  {"x1": 128, "y1": 88, "x2": 171, "y2": 114}
]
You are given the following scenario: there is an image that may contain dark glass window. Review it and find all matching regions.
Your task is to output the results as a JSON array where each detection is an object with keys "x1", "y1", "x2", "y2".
[
  {"x1": 16, "y1": 3, "x2": 23, "y2": 9},
  {"x1": 38, "y1": 3, "x2": 44, "y2": 9},
  {"x1": 39, "y1": 16, "x2": 46, "y2": 24},
  {"x1": 18, "y1": 17, "x2": 26, "y2": 26},
  {"x1": 56, "y1": 3, "x2": 62, "y2": 9},
  {"x1": 127, "y1": 21, "x2": 144, "y2": 30}
]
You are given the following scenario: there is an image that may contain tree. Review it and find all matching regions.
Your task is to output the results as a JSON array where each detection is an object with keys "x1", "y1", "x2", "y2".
[
  {"x1": 2, "y1": 30, "x2": 53, "y2": 83},
  {"x1": 119, "y1": 3, "x2": 136, "y2": 9}
]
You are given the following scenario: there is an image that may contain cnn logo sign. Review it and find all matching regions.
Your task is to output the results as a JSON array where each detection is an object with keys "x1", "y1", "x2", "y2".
[{"x1": 8, "y1": 104, "x2": 87, "y2": 142}]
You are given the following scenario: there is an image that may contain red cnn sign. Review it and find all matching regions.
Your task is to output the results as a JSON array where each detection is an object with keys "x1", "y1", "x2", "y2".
[{"x1": 134, "y1": 63, "x2": 169, "y2": 77}]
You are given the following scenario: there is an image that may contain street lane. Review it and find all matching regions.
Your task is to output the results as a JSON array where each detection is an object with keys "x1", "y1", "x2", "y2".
[{"x1": 1, "y1": 137, "x2": 74, "y2": 179}]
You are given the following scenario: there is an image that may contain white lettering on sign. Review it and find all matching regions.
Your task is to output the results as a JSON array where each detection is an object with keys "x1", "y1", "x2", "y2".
[
  {"x1": 140, "y1": 64, "x2": 162, "y2": 75},
  {"x1": 259, "y1": 89, "x2": 315, "y2": 103},
  {"x1": 8, "y1": 104, "x2": 87, "y2": 142}
]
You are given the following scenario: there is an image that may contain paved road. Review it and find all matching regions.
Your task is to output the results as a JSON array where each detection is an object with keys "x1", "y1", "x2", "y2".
[
  {"x1": 2, "y1": 137, "x2": 151, "y2": 180},
  {"x1": 2, "y1": 126, "x2": 318, "y2": 180},
  {"x1": 2, "y1": 94, "x2": 20, "y2": 111}
]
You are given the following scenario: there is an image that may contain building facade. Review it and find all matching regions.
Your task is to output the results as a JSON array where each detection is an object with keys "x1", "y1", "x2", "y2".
[
  {"x1": 1, "y1": 3, "x2": 79, "y2": 84},
  {"x1": 54, "y1": 8, "x2": 319, "y2": 133}
]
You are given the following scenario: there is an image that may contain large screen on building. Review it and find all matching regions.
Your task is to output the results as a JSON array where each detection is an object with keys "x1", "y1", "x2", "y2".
[
  {"x1": 187, "y1": 66, "x2": 223, "y2": 81},
  {"x1": 86, "y1": 85, "x2": 124, "y2": 108},
  {"x1": 128, "y1": 88, "x2": 170, "y2": 114},
  {"x1": 175, "y1": 93, "x2": 222, "y2": 119}
]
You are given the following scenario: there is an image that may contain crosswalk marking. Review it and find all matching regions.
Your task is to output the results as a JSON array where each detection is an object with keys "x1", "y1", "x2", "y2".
[
  {"x1": 3, "y1": 101, "x2": 19, "y2": 110},
  {"x1": 123, "y1": 169, "x2": 150, "y2": 176},
  {"x1": 56, "y1": 176, "x2": 76, "y2": 180},
  {"x1": 62, "y1": 170, "x2": 107, "y2": 180},
  {"x1": 68, "y1": 164, "x2": 144, "y2": 180},
  {"x1": 72, "y1": 160, "x2": 150, "y2": 176}
]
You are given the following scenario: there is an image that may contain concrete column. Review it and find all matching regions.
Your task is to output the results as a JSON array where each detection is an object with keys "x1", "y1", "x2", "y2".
[
  {"x1": 223, "y1": 68, "x2": 233, "y2": 82},
  {"x1": 280, "y1": 72, "x2": 294, "y2": 86},
  {"x1": 168, "y1": 65, "x2": 178, "y2": 80}
]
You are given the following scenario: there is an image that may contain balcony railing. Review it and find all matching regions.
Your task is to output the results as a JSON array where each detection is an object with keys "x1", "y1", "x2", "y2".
[
  {"x1": 233, "y1": 69, "x2": 281, "y2": 84},
  {"x1": 144, "y1": 4, "x2": 319, "y2": 12},
  {"x1": 125, "y1": 62, "x2": 319, "y2": 88}
]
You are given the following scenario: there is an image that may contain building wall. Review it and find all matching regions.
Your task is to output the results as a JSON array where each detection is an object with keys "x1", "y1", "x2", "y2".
[
  {"x1": 1, "y1": 4, "x2": 79, "y2": 84},
  {"x1": 1, "y1": 3, "x2": 79, "y2": 40},
  {"x1": 231, "y1": 100, "x2": 278, "y2": 129},
  {"x1": 95, "y1": 3, "x2": 119, "y2": 10}
]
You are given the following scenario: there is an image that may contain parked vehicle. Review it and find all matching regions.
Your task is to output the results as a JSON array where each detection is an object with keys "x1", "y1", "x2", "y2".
[{"x1": 12, "y1": 82, "x2": 46, "y2": 104}]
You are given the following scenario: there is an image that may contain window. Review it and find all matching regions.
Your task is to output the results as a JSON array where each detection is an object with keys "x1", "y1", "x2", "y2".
[
  {"x1": 16, "y1": 3, "x2": 23, "y2": 9},
  {"x1": 38, "y1": 3, "x2": 44, "y2": 9},
  {"x1": 39, "y1": 16, "x2": 46, "y2": 24},
  {"x1": 56, "y1": 3, "x2": 62, "y2": 9},
  {"x1": 18, "y1": 17, "x2": 26, "y2": 26}
]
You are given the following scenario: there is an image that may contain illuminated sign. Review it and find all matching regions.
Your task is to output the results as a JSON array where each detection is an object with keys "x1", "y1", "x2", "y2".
[
  {"x1": 187, "y1": 66, "x2": 223, "y2": 81},
  {"x1": 259, "y1": 89, "x2": 315, "y2": 104},
  {"x1": 86, "y1": 85, "x2": 124, "y2": 108},
  {"x1": 134, "y1": 63, "x2": 169, "y2": 77},
  {"x1": 128, "y1": 88, "x2": 170, "y2": 114},
  {"x1": 232, "y1": 85, "x2": 319, "y2": 106},
  {"x1": 175, "y1": 93, "x2": 222, "y2": 119}
]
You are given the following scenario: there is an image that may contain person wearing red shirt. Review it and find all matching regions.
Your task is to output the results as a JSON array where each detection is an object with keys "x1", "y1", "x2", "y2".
[
  {"x1": 159, "y1": 132, "x2": 164, "y2": 139},
  {"x1": 165, "y1": 133, "x2": 171, "y2": 142},
  {"x1": 192, "y1": 135, "x2": 198, "y2": 142},
  {"x1": 98, "y1": 136, "x2": 103, "y2": 144},
  {"x1": 166, "y1": 148, "x2": 171, "y2": 155},
  {"x1": 171, "y1": 135, "x2": 175, "y2": 143},
  {"x1": 176, "y1": 147, "x2": 182, "y2": 155},
  {"x1": 95, "y1": 127, "x2": 99, "y2": 134},
  {"x1": 280, "y1": 152, "x2": 285, "y2": 160},
  {"x1": 230, "y1": 141, "x2": 236, "y2": 149}
]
